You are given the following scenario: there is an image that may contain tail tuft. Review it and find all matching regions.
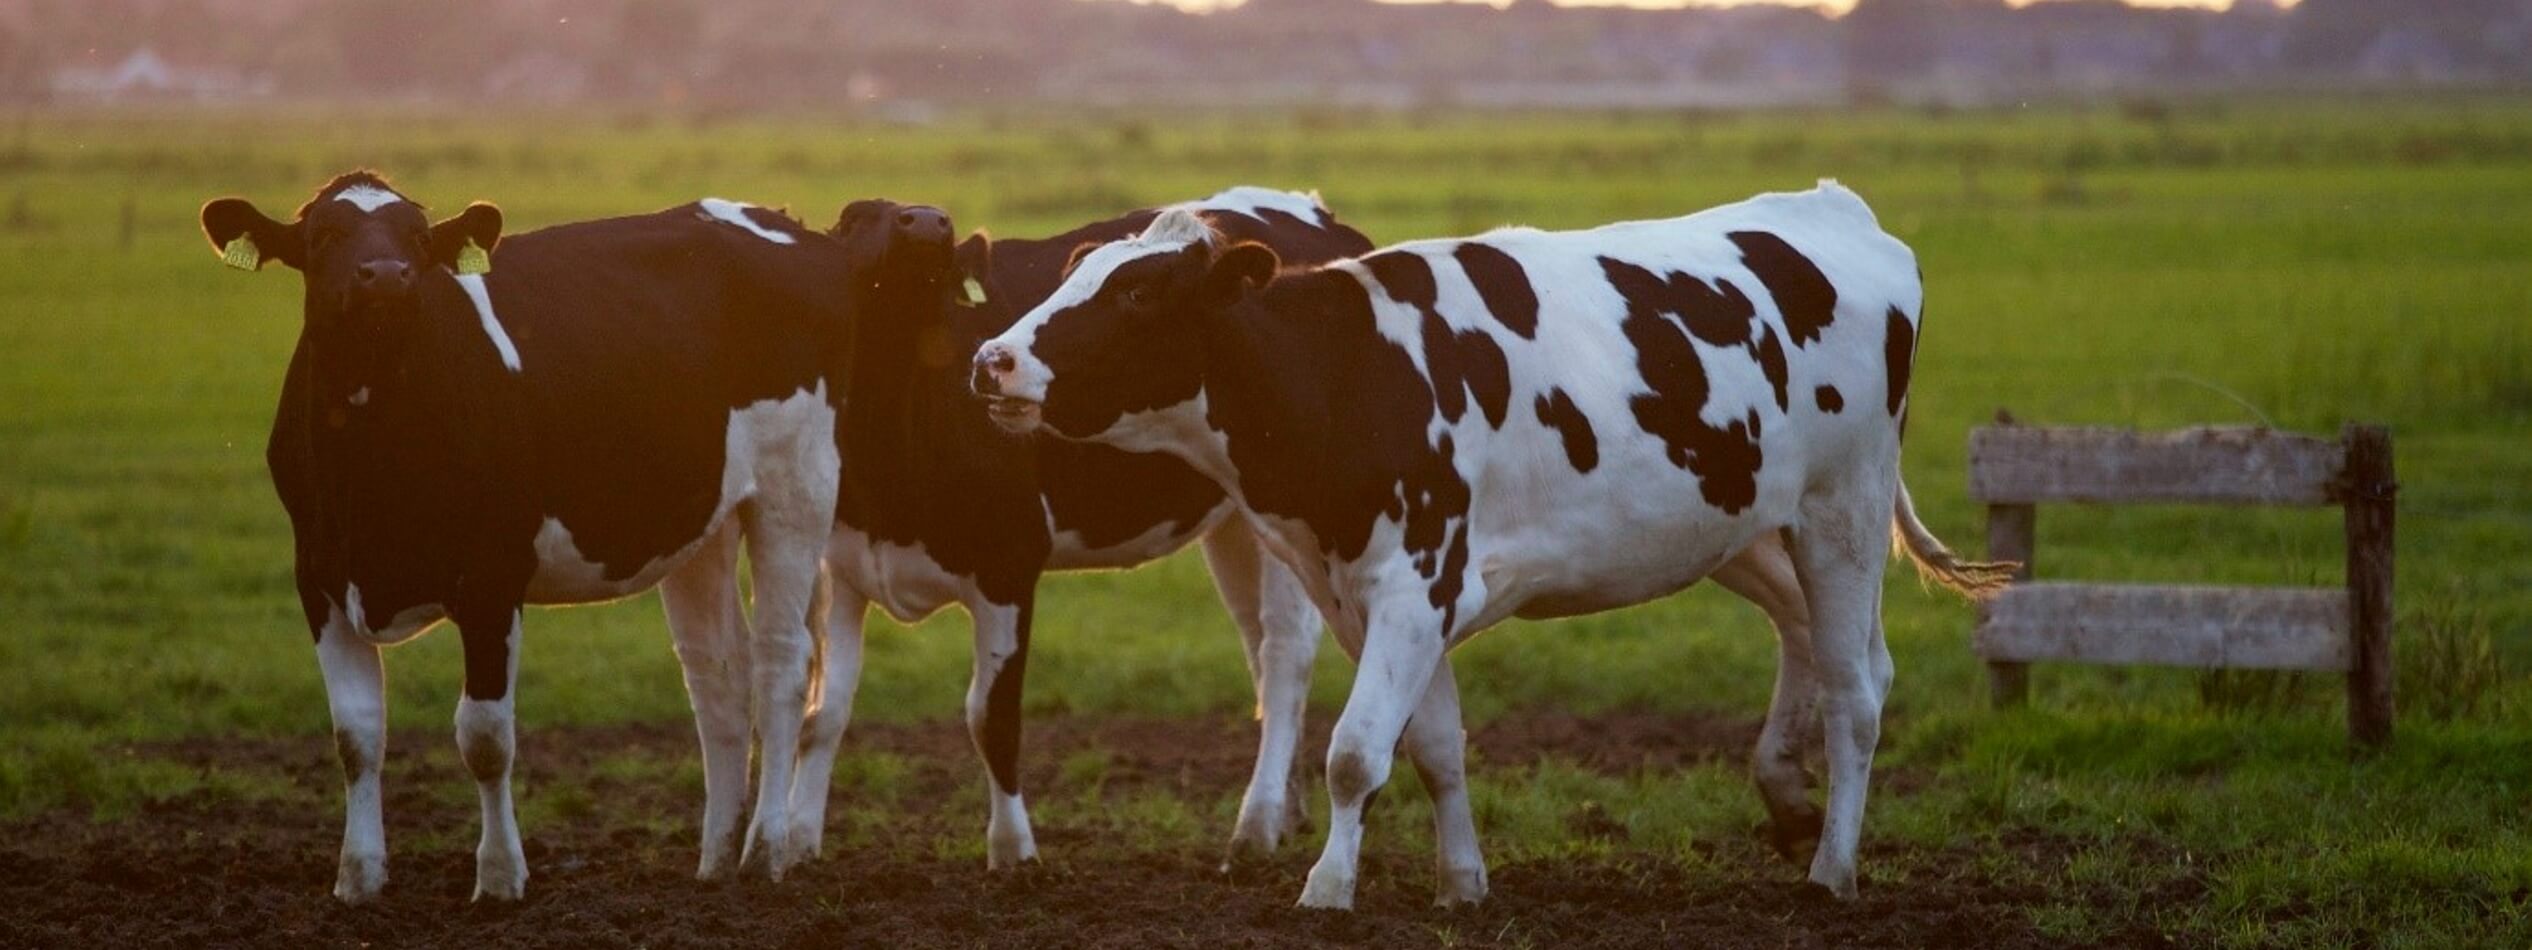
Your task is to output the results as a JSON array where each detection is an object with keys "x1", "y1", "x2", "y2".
[{"x1": 1891, "y1": 479, "x2": 2019, "y2": 602}]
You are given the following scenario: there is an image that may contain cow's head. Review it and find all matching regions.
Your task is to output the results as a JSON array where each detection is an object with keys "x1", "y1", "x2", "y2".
[
  {"x1": 970, "y1": 209, "x2": 1276, "y2": 440},
  {"x1": 828, "y1": 198, "x2": 968, "y2": 366},
  {"x1": 201, "y1": 171, "x2": 502, "y2": 319},
  {"x1": 205, "y1": 173, "x2": 501, "y2": 395}
]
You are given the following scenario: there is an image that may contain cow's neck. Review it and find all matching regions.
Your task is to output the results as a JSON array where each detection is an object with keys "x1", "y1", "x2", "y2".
[
  {"x1": 1195, "y1": 270, "x2": 1357, "y2": 520},
  {"x1": 283, "y1": 289, "x2": 496, "y2": 585}
]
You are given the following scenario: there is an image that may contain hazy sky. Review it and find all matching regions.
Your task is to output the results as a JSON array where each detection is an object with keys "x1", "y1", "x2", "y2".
[{"x1": 1145, "y1": 0, "x2": 2300, "y2": 12}]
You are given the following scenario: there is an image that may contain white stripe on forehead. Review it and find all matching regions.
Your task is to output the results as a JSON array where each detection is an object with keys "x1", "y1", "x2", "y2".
[
  {"x1": 333, "y1": 184, "x2": 406, "y2": 213},
  {"x1": 697, "y1": 197, "x2": 798, "y2": 245}
]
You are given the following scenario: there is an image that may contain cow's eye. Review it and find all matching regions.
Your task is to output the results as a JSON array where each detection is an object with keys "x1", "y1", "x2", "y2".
[
  {"x1": 1122, "y1": 285, "x2": 1154, "y2": 309},
  {"x1": 310, "y1": 230, "x2": 339, "y2": 250}
]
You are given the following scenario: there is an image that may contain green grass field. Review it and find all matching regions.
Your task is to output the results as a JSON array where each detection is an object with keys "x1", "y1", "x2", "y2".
[{"x1": 2, "y1": 100, "x2": 2529, "y2": 946}]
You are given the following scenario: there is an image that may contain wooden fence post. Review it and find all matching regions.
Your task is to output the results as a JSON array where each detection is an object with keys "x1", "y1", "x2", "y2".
[
  {"x1": 1983, "y1": 409, "x2": 2034, "y2": 708},
  {"x1": 2341, "y1": 424, "x2": 2396, "y2": 751},
  {"x1": 1984, "y1": 503, "x2": 2036, "y2": 708}
]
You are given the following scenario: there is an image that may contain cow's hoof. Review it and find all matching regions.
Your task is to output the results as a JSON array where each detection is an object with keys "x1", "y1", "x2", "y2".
[
  {"x1": 737, "y1": 834, "x2": 796, "y2": 882},
  {"x1": 986, "y1": 827, "x2": 1039, "y2": 870},
  {"x1": 333, "y1": 852, "x2": 386, "y2": 904},
  {"x1": 784, "y1": 819, "x2": 827, "y2": 863},
  {"x1": 1804, "y1": 869, "x2": 1859, "y2": 901},
  {"x1": 1434, "y1": 864, "x2": 1489, "y2": 908},
  {"x1": 1297, "y1": 866, "x2": 1356, "y2": 910},
  {"x1": 1762, "y1": 806, "x2": 1825, "y2": 866},
  {"x1": 472, "y1": 850, "x2": 527, "y2": 902}
]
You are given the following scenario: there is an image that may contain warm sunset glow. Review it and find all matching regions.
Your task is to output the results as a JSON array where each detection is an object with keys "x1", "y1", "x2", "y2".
[{"x1": 1140, "y1": 0, "x2": 2303, "y2": 13}]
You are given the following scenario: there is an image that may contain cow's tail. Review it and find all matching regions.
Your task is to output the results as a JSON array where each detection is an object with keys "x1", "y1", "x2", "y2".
[{"x1": 1890, "y1": 478, "x2": 2018, "y2": 601}]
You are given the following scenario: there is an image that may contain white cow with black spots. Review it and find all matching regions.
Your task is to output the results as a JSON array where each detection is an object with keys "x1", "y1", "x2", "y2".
[{"x1": 970, "y1": 181, "x2": 2012, "y2": 908}]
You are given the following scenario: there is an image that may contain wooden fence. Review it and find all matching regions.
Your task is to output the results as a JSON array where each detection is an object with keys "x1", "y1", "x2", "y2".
[{"x1": 1967, "y1": 413, "x2": 2398, "y2": 750}]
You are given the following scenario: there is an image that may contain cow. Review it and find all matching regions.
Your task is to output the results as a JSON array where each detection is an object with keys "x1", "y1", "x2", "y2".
[
  {"x1": 780, "y1": 188, "x2": 1375, "y2": 869},
  {"x1": 969, "y1": 181, "x2": 2014, "y2": 908},
  {"x1": 199, "y1": 172, "x2": 873, "y2": 901}
]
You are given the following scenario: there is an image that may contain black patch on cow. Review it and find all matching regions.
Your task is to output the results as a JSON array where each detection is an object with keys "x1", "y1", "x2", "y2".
[
  {"x1": 1728, "y1": 231, "x2": 1837, "y2": 347},
  {"x1": 1815, "y1": 384, "x2": 1845, "y2": 413},
  {"x1": 1600, "y1": 256, "x2": 1763, "y2": 514},
  {"x1": 1366, "y1": 250, "x2": 1512, "y2": 429},
  {"x1": 1203, "y1": 268, "x2": 1474, "y2": 639},
  {"x1": 1884, "y1": 305, "x2": 1916, "y2": 417},
  {"x1": 979, "y1": 599, "x2": 1032, "y2": 794},
  {"x1": 1533, "y1": 388, "x2": 1598, "y2": 474},
  {"x1": 1453, "y1": 242, "x2": 1539, "y2": 339},
  {"x1": 1756, "y1": 323, "x2": 1789, "y2": 411}
]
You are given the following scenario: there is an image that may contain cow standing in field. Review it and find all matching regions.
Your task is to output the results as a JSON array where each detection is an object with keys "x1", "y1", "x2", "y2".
[
  {"x1": 201, "y1": 173, "x2": 862, "y2": 901},
  {"x1": 970, "y1": 182, "x2": 2012, "y2": 907},
  {"x1": 781, "y1": 189, "x2": 1373, "y2": 868}
]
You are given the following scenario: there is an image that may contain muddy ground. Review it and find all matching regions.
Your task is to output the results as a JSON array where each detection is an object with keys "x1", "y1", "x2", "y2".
[{"x1": 0, "y1": 713, "x2": 2186, "y2": 949}]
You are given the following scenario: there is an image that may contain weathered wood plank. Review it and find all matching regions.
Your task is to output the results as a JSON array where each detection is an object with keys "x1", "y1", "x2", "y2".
[
  {"x1": 1973, "y1": 582, "x2": 2353, "y2": 671},
  {"x1": 1968, "y1": 425, "x2": 2347, "y2": 506}
]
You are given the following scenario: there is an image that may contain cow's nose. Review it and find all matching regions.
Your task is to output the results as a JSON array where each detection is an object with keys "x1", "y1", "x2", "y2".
[
  {"x1": 354, "y1": 260, "x2": 413, "y2": 294},
  {"x1": 971, "y1": 344, "x2": 1018, "y2": 395},
  {"x1": 895, "y1": 206, "x2": 952, "y2": 246}
]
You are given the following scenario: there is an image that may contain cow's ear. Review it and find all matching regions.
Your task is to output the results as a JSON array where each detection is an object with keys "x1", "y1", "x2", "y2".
[
  {"x1": 1060, "y1": 240, "x2": 1100, "y2": 279},
  {"x1": 427, "y1": 202, "x2": 504, "y2": 275},
  {"x1": 953, "y1": 230, "x2": 994, "y2": 309},
  {"x1": 1201, "y1": 242, "x2": 1279, "y2": 307},
  {"x1": 200, "y1": 198, "x2": 302, "y2": 272}
]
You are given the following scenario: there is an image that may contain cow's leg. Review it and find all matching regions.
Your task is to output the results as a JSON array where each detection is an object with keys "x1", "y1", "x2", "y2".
[
  {"x1": 788, "y1": 571, "x2": 869, "y2": 860},
  {"x1": 964, "y1": 594, "x2": 1039, "y2": 868},
  {"x1": 1400, "y1": 657, "x2": 1486, "y2": 906},
  {"x1": 1709, "y1": 533, "x2": 1825, "y2": 865},
  {"x1": 733, "y1": 490, "x2": 832, "y2": 881},
  {"x1": 659, "y1": 520, "x2": 751, "y2": 880},
  {"x1": 1788, "y1": 480, "x2": 1898, "y2": 900},
  {"x1": 1299, "y1": 599, "x2": 1445, "y2": 910},
  {"x1": 454, "y1": 605, "x2": 527, "y2": 901},
  {"x1": 1201, "y1": 520, "x2": 1320, "y2": 862},
  {"x1": 315, "y1": 618, "x2": 389, "y2": 903}
]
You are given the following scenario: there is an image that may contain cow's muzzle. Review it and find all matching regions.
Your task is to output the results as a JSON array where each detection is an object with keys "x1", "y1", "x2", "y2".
[{"x1": 970, "y1": 342, "x2": 1042, "y2": 433}]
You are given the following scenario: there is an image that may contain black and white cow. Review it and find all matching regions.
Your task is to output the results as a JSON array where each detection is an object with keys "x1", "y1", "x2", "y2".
[
  {"x1": 970, "y1": 182, "x2": 2013, "y2": 908},
  {"x1": 201, "y1": 173, "x2": 865, "y2": 901},
  {"x1": 780, "y1": 188, "x2": 1374, "y2": 868}
]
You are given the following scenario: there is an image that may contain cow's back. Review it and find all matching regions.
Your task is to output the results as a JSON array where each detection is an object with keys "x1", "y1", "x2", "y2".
[{"x1": 1328, "y1": 183, "x2": 1922, "y2": 628}]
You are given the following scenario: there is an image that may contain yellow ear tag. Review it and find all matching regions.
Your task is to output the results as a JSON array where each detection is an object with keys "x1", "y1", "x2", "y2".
[
  {"x1": 454, "y1": 239, "x2": 492, "y2": 276},
  {"x1": 220, "y1": 236, "x2": 261, "y2": 271},
  {"x1": 958, "y1": 276, "x2": 987, "y2": 308}
]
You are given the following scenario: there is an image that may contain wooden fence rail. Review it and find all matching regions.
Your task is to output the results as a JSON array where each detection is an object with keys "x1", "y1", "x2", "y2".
[{"x1": 1969, "y1": 413, "x2": 2397, "y2": 750}]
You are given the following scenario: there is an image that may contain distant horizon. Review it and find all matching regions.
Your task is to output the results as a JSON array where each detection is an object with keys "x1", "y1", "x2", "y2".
[{"x1": 1130, "y1": 0, "x2": 2303, "y2": 14}]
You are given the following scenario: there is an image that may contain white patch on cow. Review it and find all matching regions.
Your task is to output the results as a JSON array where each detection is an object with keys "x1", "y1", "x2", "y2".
[
  {"x1": 455, "y1": 610, "x2": 526, "y2": 901},
  {"x1": 525, "y1": 381, "x2": 835, "y2": 604},
  {"x1": 1175, "y1": 186, "x2": 1327, "y2": 227},
  {"x1": 452, "y1": 273, "x2": 522, "y2": 374},
  {"x1": 348, "y1": 387, "x2": 369, "y2": 406},
  {"x1": 697, "y1": 197, "x2": 798, "y2": 245},
  {"x1": 313, "y1": 619, "x2": 387, "y2": 902},
  {"x1": 329, "y1": 584, "x2": 446, "y2": 645},
  {"x1": 334, "y1": 184, "x2": 404, "y2": 213},
  {"x1": 1044, "y1": 494, "x2": 1230, "y2": 571},
  {"x1": 826, "y1": 523, "x2": 975, "y2": 624}
]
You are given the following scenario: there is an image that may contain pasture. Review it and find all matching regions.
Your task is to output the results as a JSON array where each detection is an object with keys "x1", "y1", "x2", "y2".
[{"x1": 2, "y1": 100, "x2": 2529, "y2": 947}]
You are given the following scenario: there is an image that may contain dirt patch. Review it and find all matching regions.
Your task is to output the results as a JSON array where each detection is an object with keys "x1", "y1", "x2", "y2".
[{"x1": 2, "y1": 713, "x2": 2180, "y2": 949}]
